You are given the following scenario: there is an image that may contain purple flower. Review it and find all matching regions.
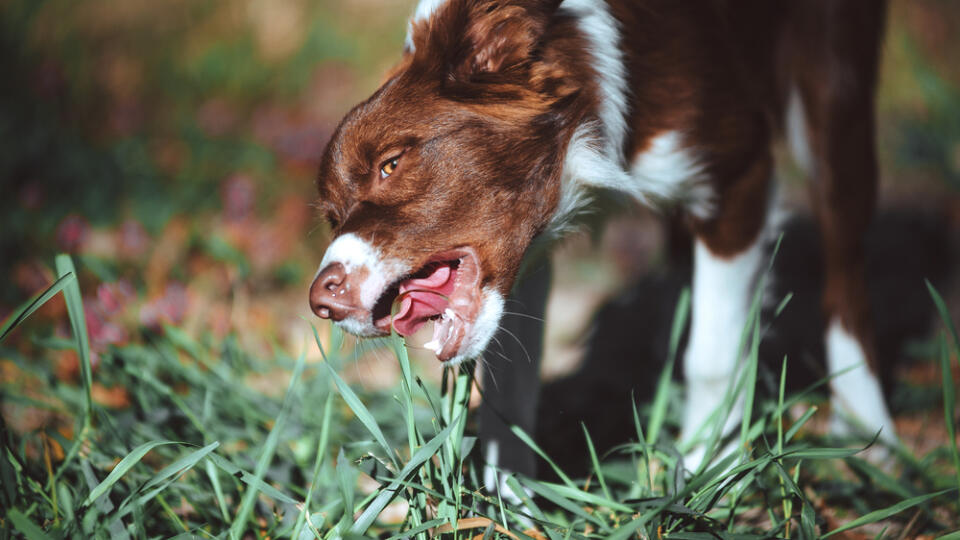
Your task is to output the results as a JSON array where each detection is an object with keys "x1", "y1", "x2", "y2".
[
  {"x1": 119, "y1": 219, "x2": 149, "y2": 257},
  {"x1": 56, "y1": 215, "x2": 90, "y2": 252},
  {"x1": 139, "y1": 282, "x2": 189, "y2": 329},
  {"x1": 96, "y1": 280, "x2": 135, "y2": 316},
  {"x1": 221, "y1": 174, "x2": 256, "y2": 222}
]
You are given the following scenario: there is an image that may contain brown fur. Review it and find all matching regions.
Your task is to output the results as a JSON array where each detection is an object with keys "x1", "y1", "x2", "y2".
[
  {"x1": 313, "y1": 0, "x2": 886, "y2": 367},
  {"x1": 316, "y1": 0, "x2": 599, "y2": 297}
]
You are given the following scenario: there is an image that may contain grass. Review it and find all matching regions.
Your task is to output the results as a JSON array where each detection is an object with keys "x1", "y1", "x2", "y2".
[{"x1": 1, "y1": 254, "x2": 959, "y2": 538}]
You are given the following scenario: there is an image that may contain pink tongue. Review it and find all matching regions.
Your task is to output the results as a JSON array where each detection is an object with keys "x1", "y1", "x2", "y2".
[{"x1": 392, "y1": 264, "x2": 456, "y2": 336}]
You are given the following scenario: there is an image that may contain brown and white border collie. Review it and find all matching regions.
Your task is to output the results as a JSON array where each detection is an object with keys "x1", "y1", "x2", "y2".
[{"x1": 309, "y1": 0, "x2": 893, "y2": 471}]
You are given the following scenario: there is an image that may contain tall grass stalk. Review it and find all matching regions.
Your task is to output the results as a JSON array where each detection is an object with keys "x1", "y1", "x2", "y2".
[
  {"x1": 50, "y1": 256, "x2": 94, "y2": 492},
  {"x1": 927, "y1": 281, "x2": 960, "y2": 509}
]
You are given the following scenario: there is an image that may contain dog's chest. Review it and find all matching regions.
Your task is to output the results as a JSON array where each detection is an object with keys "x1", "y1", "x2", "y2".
[{"x1": 628, "y1": 131, "x2": 713, "y2": 218}]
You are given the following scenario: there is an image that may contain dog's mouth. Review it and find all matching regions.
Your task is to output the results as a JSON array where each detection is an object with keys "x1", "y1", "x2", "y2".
[{"x1": 372, "y1": 247, "x2": 483, "y2": 362}]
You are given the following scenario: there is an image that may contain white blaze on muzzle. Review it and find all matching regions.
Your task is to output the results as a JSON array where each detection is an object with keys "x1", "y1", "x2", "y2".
[
  {"x1": 318, "y1": 233, "x2": 405, "y2": 334},
  {"x1": 317, "y1": 233, "x2": 506, "y2": 366}
]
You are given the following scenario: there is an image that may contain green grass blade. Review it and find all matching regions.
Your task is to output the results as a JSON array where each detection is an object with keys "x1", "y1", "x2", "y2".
[
  {"x1": 648, "y1": 287, "x2": 690, "y2": 446},
  {"x1": 229, "y1": 346, "x2": 306, "y2": 539},
  {"x1": 141, "y1": 441, "x2": 220, "y2": 494},
  {"x1": 777, "y1": 357, "x2": 787, "y2": 455},
  {"x1": 509, "y1": 424, "x2": 576, "y2": 489},
  {"x1": 630, "y1": 394, "x2": 653, "y2": 495},
  {"x1": 823, "y1": 489, "x2": 952, "y2": 538},
  {"x1": 800, "y1": 500, "x2": 816, "y2": 540},
  {"x1": 844, "y1": 458, "x2": 914, "y2": 500},
  {"x1": 606, "y1": 514, "x2": 647, "y2": 540},
  {"x1": 537, "y1": 480, "x2": 633, "y2": 513},
  {"x1": 335, "y1": 448, "x2": 356, "y2": 530},
  {"x1": 84, "y1": 440, "x2": 180, "y2": 506},
  {"x1": 350, "y1": 416, "x2": 459, "y2": 535},
  {"x1": 927, "y1": 280, "x2": 960, "y2": 351},
  {"x1": 581, "y1": 423, "x2": 612, "y2": 503},
  {"x1": 781, "y1": 445, "x2": 866, "y2": 460},
  {"x1": 667, "y1": 287, "x2": 692, "y2": 367},
  {"x1": 322, "y1": 361, "x2": 396, "y2": 467},
  {"x1": 773, "y1": 292, "x2": 793, "y2": 318},
  {"x1": 519, "y1": 477, "x2": 610, "y2": 531},
  {"x1": 386, "y1": 518, "x2": 447, "y2": 540},
  {"x1": 206, "y1": 453, "x2": 297, "y2": 505},
  {"x1": 55, "y1": 255, "x2": 93, "y2": 421},
  {"x1": 784, "y1": 406, "x2": 818, "y2": 443},
  {"x1": 448, "y1": 363, "x2": 473, "y2": 461},
  {"x1": 739, "y1": 317, "x2": 761, "y2": 455},
  {"x1": 205, "y1": 459, "x2": 230, "y2": 522},
  {"x1": 294, "y1": 391, "x2": 335, "y2": 539},
  {"x1": 6, "y1": 509, "x2": 52, "y2": 540},
  {"x1": 938, "y1": 334, "x2": 960, "y2": 507},
  {"x1": 0, "y1": 273, "x2": 74, "y2": 343},
  {"x1": 776, "y1": 356, "x2": 791, "y2": 534},
  {"x1": 394, "y1": 332, "x2": 420, "y2": 452},
  {"x1": 109, "y1": 441, "x2": 221, "y2": 521}
]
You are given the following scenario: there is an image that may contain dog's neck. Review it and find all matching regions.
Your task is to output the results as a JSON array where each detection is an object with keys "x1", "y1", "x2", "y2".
[
  {"x1": 548, "y1": 0, "x2": 638, "y2": 233},
  {"x1": 557, "y1": 0, "x2": 629, "y2": 164}
]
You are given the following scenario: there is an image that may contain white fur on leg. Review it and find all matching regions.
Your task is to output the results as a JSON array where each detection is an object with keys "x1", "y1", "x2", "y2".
[
  {"x1": 483, "y1": 440, "x2": 530, "y2": 508},
  {"x1": 785, "y1": 86, "x2": 813, "y2": 176},
  {"x1": 681, "y1": 237, "x2": 764, "y2": 470},
  {"x1": 483, "y1": 439, "x2": 500, "y2": 493},
  {"x1": 630, "y1": 131, "x2": 713, "y2": 219},
  {"x1": 825, "y1": 320, "x2": 897, "y2": 446}
]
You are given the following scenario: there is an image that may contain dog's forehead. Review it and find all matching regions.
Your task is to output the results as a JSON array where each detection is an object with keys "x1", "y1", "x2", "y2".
[{"x1": 330, "y1": 86, "x2": 435, "y2": 161}]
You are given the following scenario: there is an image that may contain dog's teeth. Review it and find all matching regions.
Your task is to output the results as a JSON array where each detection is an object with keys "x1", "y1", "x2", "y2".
[
  {"x1": 426, "y1": 313, "x2": 447, "y2": 354},
  {"x1": 444, "y1": 318, "x2": 456, "y2": 342}
]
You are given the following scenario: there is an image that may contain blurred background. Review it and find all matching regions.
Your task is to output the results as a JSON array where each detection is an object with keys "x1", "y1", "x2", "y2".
[{"x1": 1, "y1": 0, "x2": 958, "y2": 463}]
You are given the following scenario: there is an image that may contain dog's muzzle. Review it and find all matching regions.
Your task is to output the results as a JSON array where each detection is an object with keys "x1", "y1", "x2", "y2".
[{"x1": 309, "y1": 262, "x2": 365, "y2": 323}]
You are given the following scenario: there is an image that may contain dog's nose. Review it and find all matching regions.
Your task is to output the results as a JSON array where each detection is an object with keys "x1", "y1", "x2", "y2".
[{"x1": 309, "y1": 262, "x2": 350, "y2": 321}]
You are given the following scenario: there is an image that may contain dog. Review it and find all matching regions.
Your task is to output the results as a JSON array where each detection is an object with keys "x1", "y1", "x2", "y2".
[{"x1": 308, "y1": 0, "x2": 894, "y2": 476}]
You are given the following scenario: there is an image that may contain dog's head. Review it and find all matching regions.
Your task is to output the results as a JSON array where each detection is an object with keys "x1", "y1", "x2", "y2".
[{"x1": 309, "y1": 0, "x2": 593, "y2": 364}]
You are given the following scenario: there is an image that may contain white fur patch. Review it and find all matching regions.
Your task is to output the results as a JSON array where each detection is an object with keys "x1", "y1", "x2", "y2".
[
  {"x1": 825, "y1": 320, "x2": 897, "y2": 444},
  {"x1": 561, "y1": 0, "x2": 629, "y2": 163},
  {"x1": 552, "y1": 128, "x2": 714, "y2": 234},
  {"x1": 630, "y1": 131, "x2": 713, "y2": 218},
  {"x1": 549, "y1": 125, "x2": 633, "y2": 232},
  {"x1": 681, "y1": 236, "x2": 764, "y2": 461},
  {"x1": 319, "y1": 233, "x2": 406, "y2": 325},
  {"x1": 546, "y1": 0, "x2": 633, "y2": 233},
  {"x1": 483, "y1": 439, "x2": 500, "y2": 491},
  {"x1": 445, "y1": 287, "x2": 505, "y2": 366},
  {"x1": 404, "y1": 0, "x2": 449, "y2": 51},
  {"x1": 785, "y1": 86, "x2": 813, "y2": 176}
]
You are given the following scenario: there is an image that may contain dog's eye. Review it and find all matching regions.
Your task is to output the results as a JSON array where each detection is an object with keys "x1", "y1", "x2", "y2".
[{"x1": 380, "y1": 157, "x2": 400, "y2": 179}]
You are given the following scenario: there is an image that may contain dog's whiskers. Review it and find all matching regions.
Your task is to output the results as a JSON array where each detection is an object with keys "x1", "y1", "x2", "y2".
[
  {"x1": 493, "y1": 324, "x2": 533, "y2": 366},
  {"x1": 499, "y1": 310, "x2": 545, "y2": 323}
]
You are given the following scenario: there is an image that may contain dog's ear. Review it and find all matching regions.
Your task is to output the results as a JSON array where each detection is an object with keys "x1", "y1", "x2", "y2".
[{"x1": 409, "y1": 0, "x2": 559, "y2": 80}]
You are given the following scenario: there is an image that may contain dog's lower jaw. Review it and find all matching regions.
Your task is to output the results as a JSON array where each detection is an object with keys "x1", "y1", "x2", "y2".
[
  {"x1": 330, "y1": 286, "x2": 504, "y2": 366},
  {"x1": 438, "y1": 287, "x2": 504, "y2": 366},
  {"x1": 335, "y1": 317, "x2": 383, "y2": 338}
]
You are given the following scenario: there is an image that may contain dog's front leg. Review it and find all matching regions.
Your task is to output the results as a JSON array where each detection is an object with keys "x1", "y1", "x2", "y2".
[
  {"x1": 681, "y1": 149, "x2": 773, "y2": 471},
  {"x1": 478, "y1": 258, "x2": 552, "y2": 494}
]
